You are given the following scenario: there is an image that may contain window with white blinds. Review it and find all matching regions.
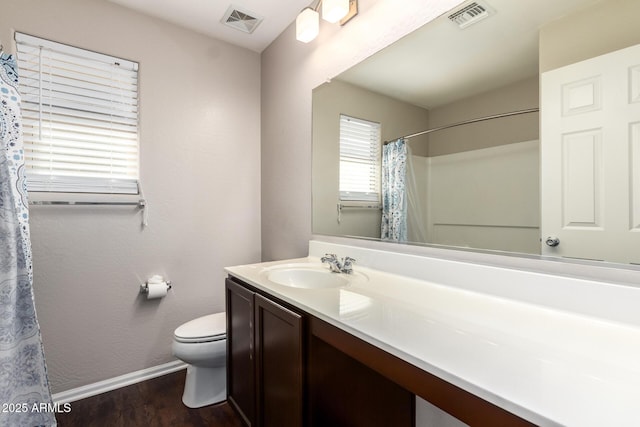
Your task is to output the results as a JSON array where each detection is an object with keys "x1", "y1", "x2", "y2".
[
  {"x1": 15, "y1": 32, "x2": 139, "y2": 194},
  {"x1": 339, "y1": 114, "x2": 381, "y2": 202}
]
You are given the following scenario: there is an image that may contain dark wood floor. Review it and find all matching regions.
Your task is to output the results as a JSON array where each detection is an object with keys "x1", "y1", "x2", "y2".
[{"x1": 55, "y1": 370, "x2": 244, "y2": 427}]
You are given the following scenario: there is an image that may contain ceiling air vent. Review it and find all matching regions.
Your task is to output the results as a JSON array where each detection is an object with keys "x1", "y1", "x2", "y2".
[
  {"x1": 448, "y1": 1, "x2": 494, "y2": 29},
  {"x1": 222, "y1": 5, "x2": 263, "y2": 34}
]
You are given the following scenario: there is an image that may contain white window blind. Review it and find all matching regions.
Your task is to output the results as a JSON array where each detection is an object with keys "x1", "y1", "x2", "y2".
[
  {"x1": 15, "y1": 32, "x2": 140, "y2": 194},
  {"x1": 339, "y1": 114, "x2": 381, "y2": 202}
]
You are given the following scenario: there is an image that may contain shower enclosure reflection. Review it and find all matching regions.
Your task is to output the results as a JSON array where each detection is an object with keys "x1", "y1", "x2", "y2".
[{"x1": 313, "y1": 75, "x2": 540, "y2": 255}]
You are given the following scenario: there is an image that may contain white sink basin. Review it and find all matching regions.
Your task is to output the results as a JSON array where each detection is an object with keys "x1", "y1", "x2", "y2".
[{"x1": 267, "y1": 267, "x2": 348, "y2": 289}]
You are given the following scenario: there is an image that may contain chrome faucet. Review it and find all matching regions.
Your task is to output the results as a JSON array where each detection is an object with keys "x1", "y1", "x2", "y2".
[{"x1": 321, "y1": 253, "x2": 356, "y2": 274}]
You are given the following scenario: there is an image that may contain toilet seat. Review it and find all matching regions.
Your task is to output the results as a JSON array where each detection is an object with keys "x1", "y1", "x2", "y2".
[{"x1": 174, "y1": 312, "x2": 226, "y2": 343}]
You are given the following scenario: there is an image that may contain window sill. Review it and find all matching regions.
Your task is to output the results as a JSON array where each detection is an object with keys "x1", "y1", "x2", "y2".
[{"x1": 28, "y1": 191, "x2": 145, "y2": 207}]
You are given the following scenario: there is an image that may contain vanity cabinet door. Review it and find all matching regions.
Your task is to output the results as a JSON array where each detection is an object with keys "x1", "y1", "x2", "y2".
[
  {"x1": 226, "y1": 278, "x2": 255, "y2": 427},
  {"x1": 254, "y1": 294, "x2": 303, "y2": 427},
  {"x1": 226, "y1": 277, "x2": 304, "y2": 427}
]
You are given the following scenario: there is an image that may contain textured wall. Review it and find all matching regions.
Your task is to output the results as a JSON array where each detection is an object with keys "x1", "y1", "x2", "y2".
[{"x1": 1, "y1": 0, "x2": 261, "y2": 393}]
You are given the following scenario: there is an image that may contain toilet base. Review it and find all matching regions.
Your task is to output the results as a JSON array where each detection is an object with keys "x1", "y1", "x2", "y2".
[{"x1": 181, "y1": 364, "x2": 226, "y2": 408}]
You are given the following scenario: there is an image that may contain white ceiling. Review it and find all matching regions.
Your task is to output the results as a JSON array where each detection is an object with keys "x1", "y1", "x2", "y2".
[
  {"x1": 107, "y1": 0, "x2": 604, "y2": 106},
  {"x1": 107, "y1": 0, "x2": 312, "y2": 52},
  {"x1": 336, "y1": 0, "x2": 602, "y2": 109}
]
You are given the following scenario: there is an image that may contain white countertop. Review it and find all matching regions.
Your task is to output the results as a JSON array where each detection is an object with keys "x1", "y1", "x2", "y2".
[{"x1": 225, "y1": 242, "x2": 640, "y2": 427}]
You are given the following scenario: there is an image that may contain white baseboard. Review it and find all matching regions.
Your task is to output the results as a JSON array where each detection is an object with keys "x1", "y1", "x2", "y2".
[{"x1": 52, "y1": 360, "x2": 187, "y2": 405}]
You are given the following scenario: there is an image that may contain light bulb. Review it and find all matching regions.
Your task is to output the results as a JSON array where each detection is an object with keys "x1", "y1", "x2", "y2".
[
  {"x1": 322, "y1": 0, "x2": 349, "y2": 23},
  {"x1": 296, "y1": 8, "x2": 319, "y2": 43}
]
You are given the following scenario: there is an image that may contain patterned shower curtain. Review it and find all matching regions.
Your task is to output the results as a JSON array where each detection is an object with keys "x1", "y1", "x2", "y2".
[
  {"x1": 381, "y1": 138, "x2": 408, "y2": 241},
  {"x1": 0, "y1": 52, "x2": 56, "y2": 426}
]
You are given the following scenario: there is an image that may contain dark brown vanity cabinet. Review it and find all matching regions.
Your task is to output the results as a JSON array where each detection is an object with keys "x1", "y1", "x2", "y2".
[
  {"x1": 225, "y1": 277, "x2": 303, "y2": 427},
  {"x1": 226, "y1": 275, "x2": 535, "y2": 427},
  {"x1": 226, "y1": 275, "x2": 415, "y2": 427}
]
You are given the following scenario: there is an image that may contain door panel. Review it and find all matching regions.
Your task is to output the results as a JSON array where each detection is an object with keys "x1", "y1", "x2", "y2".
[
  {"x1": 254, "y1": 294, "x2": 303, "y2": 427},
  {"x1": 226, "y1": 278, "x2": 255, "y2": 427},
  {"x1": 541, "y1": 43, "x2": 640, "y2": 263},
  {"x1": 561, "y1": 129, "x2": 602, "y2": 228}
]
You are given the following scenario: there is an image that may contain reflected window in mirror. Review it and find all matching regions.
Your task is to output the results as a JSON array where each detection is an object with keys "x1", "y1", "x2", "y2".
[{"x1": 338, "y1": 115, "x2": 381, "y2": 203}]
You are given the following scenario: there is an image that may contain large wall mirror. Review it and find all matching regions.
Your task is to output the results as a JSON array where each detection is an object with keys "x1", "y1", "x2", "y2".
[{"x1": 312, "y1": 0, "x2": 640, "y2": 265}]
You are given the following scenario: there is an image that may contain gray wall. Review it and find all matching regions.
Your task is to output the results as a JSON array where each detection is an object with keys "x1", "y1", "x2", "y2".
[
  {"x1": 1, "y1": 0, "x2": 261, "y2": 393},
  {"x1": 427, "y1": 76, "x2": 539, "y2": 156},
  {"x1": 539, "y1": 0, "x2": 640, "y2": 73}
]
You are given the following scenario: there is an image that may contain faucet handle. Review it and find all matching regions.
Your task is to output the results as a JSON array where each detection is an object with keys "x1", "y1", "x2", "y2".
[
  {"x1": 321, "y1": 253, "x2": 342, "y2": 272},
  {"x1": 321, "y1": 253, "x2": 338, "y2": 262},
  {"x1": 341, "y1": 256, "x2": 356, "y2": 273}
]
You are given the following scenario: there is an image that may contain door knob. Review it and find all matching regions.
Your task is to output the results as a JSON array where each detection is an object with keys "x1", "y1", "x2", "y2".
[{"x1": 545, "y1": 236, "x2": 560, "y2": 247}]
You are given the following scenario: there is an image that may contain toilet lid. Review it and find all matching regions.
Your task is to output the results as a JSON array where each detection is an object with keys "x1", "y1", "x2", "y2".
[{"x1": 174, "y1": 312, "x2": 226, "y2": 342}]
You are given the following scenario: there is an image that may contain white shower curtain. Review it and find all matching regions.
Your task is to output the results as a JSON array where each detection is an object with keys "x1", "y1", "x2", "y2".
[
  {"x1": 0, "y1": 52, "x2": 56, "y2": 427},
  {"x1": 406, "y1": 151, "x2": 428, "y2": 243}
]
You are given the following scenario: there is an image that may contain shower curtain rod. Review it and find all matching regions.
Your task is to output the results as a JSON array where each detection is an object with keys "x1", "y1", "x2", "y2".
[{"x1": 383, "y1": 107, "x2": 539, "y2": 145}]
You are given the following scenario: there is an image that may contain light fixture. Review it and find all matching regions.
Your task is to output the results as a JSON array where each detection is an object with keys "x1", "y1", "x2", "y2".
[
  {"x1": 322, "y1": 0, "x2": 349, "y2": 23},
  {"x1": 296, "y1": 7, "x2": 320, "y2": 43},
  {"x1": 296, "y1": 0, "x2": 357, "y2": 43}
]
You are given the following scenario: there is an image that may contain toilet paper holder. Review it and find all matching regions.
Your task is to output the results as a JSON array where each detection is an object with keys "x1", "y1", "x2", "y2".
[
  {"x1": 140, "y1": 281, "x2": 172, "y2": 294},
  {"x1": 140, "y1": 278, "x2": 172, "y2": 295}
]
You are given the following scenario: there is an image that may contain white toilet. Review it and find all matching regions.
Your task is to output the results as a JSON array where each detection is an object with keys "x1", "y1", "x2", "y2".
[{"x1": 172, "y1": 312, "x2": 227, "y2": 408}]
